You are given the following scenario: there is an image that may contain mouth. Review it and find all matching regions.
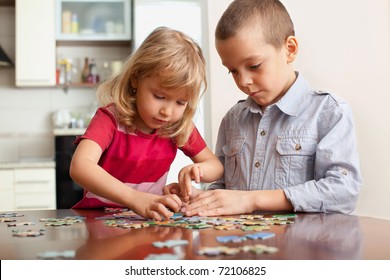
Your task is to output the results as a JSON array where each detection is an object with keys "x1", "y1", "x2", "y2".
[
  {"x1": 249, "y1": 90, "x2": 262, "y2": 96},
  {"x1": 154, "y1": 118, "x2": 168, "y2": 125}
]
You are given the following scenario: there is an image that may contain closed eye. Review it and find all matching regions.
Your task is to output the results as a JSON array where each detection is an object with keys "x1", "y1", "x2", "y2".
[
  {"x1": 177, "y1": 100, "x2": 188, "y2": 106},
  {"x1": 153, "y1": 94, "x2": 164, "y2": 100},
  {"x1": 249, "y1": 63, "x2": 261, "y2": 70}
]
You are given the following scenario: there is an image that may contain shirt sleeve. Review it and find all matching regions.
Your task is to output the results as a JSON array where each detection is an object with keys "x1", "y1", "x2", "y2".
[
  {"x1": 284, "y1": 100, "x2": 362, "y2": 214},
  {"x1": 75, "y1": 107, "x2": 116, "y2": 151},
  {"x1": 179, "y1": 125, "x2": 207, "y2": 158}
]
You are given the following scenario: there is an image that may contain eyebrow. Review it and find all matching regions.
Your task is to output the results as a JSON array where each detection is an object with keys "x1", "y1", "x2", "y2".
[{"x1": 222, "y1": 55, "x2": 265, "y2": 67}]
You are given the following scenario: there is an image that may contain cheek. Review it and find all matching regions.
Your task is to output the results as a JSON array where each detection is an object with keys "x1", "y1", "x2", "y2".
[{"x1": 173, "y1": 106, "x2": 187, "y2": 121}]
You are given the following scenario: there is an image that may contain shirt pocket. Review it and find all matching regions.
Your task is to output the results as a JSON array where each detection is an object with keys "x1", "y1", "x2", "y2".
[
  {"x1": 222, "y1": 137, "x2": 246, "y2": 187},
  {"x1": 275, "y1": 137, "x2": 317, "y2": 188}
]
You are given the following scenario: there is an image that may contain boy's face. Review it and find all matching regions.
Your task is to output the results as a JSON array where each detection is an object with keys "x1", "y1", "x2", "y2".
[{"x1": 216, "y1": 27, "x2": 297, "y2": 110}]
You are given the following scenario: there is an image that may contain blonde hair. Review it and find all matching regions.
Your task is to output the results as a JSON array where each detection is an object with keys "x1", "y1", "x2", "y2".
[
  {"x1": 97, "y1": 27, "x2": 206, "y2": 147},
  {"x1": 216, "y1": 0, "x2": 295, "y2": 49}
]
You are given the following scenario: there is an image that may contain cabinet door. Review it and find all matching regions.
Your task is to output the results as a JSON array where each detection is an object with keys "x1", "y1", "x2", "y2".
[
  {"x1": 15, "y1": 0, "x2": 56, "y2": 86},
  {"x1": 56, "y1": 0, "x2": 132, "y2": 41},
  {"x1": 0, "y1": 170, "x2": 14, "y2": 211},
  {"x1": 14, "y1": 168, "x2": 56, "y2": 210}
]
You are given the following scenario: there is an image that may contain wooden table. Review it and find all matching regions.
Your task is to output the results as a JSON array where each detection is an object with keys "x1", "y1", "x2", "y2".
[{"x1": 1, "y1": 209, "x2": 390, "y2": 260}]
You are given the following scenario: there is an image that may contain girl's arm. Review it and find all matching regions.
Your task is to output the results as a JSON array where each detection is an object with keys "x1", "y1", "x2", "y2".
[
  {"x1": 70, "y1": 139, "x2": 182, "y2": 220},
  {"x1": 178, "y1": 147, "x2": 224, "y2": 202}
]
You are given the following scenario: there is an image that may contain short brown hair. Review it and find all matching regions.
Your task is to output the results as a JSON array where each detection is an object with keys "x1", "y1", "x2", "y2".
[{"x1": 216, "y1": 0, "x2": 295, "y2": 49}]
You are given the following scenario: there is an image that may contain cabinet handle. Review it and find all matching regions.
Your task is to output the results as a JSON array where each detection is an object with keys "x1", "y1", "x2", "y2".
[
  {"x1": 15, "y1": 180, "x2": 51, "y2": 184},
  {"x1": 15, "y1": 206, "x2": 51, "y2": 210}
]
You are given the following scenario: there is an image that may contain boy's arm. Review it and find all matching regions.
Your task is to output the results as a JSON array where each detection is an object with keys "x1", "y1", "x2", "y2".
[{"x1": 184, "y1": 189, "x2": 293, "y2": 216}]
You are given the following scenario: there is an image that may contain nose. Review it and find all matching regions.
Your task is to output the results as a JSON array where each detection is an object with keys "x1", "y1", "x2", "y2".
[
  {"x1": 237, "y1": 72, "x2": 253, "y2": 88},
  {"x1": 160, "y1": 103, "x2": 173, "y2": 117}
]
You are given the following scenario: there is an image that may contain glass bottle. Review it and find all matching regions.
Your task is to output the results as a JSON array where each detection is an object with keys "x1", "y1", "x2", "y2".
[
  {"x1": 81, "y1": 57, "x2": 89, "y2": 83},
  {"x1": 88, "y1": 59, "x2": 99, "y2": 84}
]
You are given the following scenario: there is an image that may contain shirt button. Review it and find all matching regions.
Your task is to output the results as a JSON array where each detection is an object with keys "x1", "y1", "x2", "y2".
[
  {"x1": 260, "y1": 130, "x2": 266, "y2": 136},
  {"x1": 341, "y1": 170, "x2": 348, "y2": 175},
  {"x1": 255, "y1": 162, "x2": 261, "y2": 168},
  {"x1": 295, "y1": 144, "x2": 302, "y2": 151}
]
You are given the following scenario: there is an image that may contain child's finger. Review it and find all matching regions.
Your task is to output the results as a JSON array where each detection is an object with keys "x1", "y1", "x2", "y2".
[{"x1": 162, "y1": 194, "x2": 182, "y2": 212}]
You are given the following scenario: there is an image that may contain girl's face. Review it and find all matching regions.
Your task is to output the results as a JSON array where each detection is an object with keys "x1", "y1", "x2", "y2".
[
  {"x1": 215, "y1": 27, "x2": 298, "y2": 110},
  {"x1": 135, "y1": 76, "x2": 189, "y2": 134}
]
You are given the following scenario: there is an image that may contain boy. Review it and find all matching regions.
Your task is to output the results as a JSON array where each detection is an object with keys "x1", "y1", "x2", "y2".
[{"x1": 170, "y1": 0, "x2": 362, "y2": 216}]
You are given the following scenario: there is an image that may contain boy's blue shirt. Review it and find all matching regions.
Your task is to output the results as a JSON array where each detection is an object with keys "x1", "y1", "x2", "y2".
[{"x1": 209, "y1": 72, "x2": 362, "y2": 214}]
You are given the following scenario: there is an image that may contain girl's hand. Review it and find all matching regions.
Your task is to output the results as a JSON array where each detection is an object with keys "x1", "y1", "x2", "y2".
[
  {"x1": 131, "y1": 192, "x2": 183, "y2": 221},
  {"x1": 163, "y1": 182, "x2": 203, "y2": 205},
  {"x1": 183, "y1": 189, "x2": 255, "y2": 217},
  {"x1": 163, "y1": 182, "x2": 181, "y2": 196},
  {"x1": 178, "y1": 164, "x2": 203, "y2": 203}
]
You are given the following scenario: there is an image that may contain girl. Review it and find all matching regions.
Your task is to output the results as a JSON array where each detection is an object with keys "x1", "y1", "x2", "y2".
[{"x1": 70, "y1": 27, "x2": 223, "y2": 220}]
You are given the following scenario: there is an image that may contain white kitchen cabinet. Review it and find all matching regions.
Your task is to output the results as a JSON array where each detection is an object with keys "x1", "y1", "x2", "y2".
[
  {"x1": 0, "y1": 170, "x2": 14, "y2": 211},
  {"x1": 14, "y1": 0, "x2": 132, "y2": 88},
  {"x1": 15, "y1": 0, "x2": 56, "y2": 86},
  {"x1": 0, "y1": 167, "x2": 56, "y2": 211},
  {"x1": 56, "y1": 0, "x2": 132, "y2": 41}
]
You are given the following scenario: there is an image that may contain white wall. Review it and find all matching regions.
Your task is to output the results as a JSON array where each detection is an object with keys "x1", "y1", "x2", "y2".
[{"x1": 205, "y1": 0, "x2": 390, "y2": 220}]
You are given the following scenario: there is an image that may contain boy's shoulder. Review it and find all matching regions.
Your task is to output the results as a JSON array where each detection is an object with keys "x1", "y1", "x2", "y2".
[{"x1": 312, "y1": 90, "x2": 347, "y2": 106}]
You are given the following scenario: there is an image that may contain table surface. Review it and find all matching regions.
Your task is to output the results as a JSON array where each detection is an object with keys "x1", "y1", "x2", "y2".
[{"x1": 1, "y1": 209, "x2": 389, "y2": 260}]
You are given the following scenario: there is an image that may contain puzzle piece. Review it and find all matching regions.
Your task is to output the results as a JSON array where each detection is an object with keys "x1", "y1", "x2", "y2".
[
  {"x1": 0, "y1": 218, "x2": 17, "y2": 223},
  {"x1": 241, "y1": 225, "x2": 270, "y2": 232},
  {"x1": 199, "y1": 246, "x2": 240, "y2": 256},
  {"x1": 153, "y1": 239, "x2": 189, "y2": 248},
  {"x1": 241, "y1": 244, "x2": 279, "y2": 254},
  {"x1": 272, "y1": 214, "x2": 297, "y2": 219},
  {"x1": 12, "y1": 229, "x2": 46, "y2": 237},
  {"x1": 103, "y1": 220, "x2": 149, "y2": 229},
  {"x1": 7, "y1": 222, "x2": 35, "y2": 227},
  {"x1": 245, "y1": 232, "x2": 275, "y2": 240},
  {"x1": 104, "y1": 207, "x2": 129, "y2": 213},
  {"x1": 0, "y1": 212, "x2": 24, "y2": 218},
  {"x1": 144, "y1": 253, "x2": 181, "y2": 260},
  {"x1": 216, "y1": 235, "x2": 247, "y2": 243},
  {"x1": 37, "y1": 250, "x2": 76, "y2": 259}
]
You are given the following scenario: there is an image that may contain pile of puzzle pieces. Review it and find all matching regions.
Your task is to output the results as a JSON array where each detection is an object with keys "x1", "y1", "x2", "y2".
[
  {"x1": 98, "y1": 210, "x2": 296, "y2": 232},
  {"x1": 0, "y1": 209, "x2": 297, "y2": 260}
]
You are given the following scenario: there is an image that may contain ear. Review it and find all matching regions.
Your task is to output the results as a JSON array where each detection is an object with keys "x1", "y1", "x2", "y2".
[{"x1": 285, "y1": 36, "x2": 298, "y2": 63}]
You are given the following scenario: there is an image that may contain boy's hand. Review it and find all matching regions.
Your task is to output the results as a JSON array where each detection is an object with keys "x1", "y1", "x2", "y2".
[
  {"x1": 178, "y1": 164, "x2": 203, "y2": 203},
  {"x1": 183, "y1": 189, "x2": 254, "y2": 217},
  {"x1": 131, "y1": 191, "x2": 182, "y2": 221}
]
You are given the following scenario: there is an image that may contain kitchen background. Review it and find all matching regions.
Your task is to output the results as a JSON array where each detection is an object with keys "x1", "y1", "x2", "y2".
[{"x1": 1, "y1": 0, "x2": 390, "y2": 220}]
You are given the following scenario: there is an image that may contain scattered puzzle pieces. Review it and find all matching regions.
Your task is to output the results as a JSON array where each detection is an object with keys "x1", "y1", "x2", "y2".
[{"x1": 40, "y1": 216, "x2": 85, "y2": 227}]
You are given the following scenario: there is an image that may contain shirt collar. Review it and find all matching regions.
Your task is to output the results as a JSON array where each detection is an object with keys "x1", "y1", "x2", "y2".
[
  {"x1": 275, "y1": 72, "x2": 311, "y2": 116},
  {"x1": 242, "y1": 72, "x2": 311, "y2": 116}
]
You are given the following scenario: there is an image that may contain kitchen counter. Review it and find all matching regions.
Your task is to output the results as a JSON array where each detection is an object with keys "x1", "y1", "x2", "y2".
[
  {"x1": 53, "y1": 128, "x2": 85, "y2": 136},
  {"x1": 0, "y1": 158, "x2": 55, "y2": 169}
]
